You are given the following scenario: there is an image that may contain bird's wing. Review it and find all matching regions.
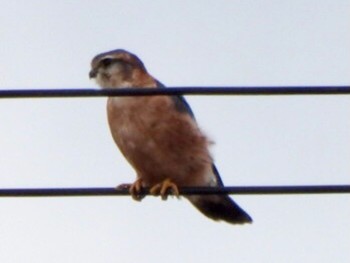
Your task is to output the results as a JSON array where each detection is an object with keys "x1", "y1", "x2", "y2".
[
  {"x1": 156, "y1": 80, "x2": 225, "y2": 186},
  {"x1": 155, "y1": 80, "x2": 195, "y2": 120}
]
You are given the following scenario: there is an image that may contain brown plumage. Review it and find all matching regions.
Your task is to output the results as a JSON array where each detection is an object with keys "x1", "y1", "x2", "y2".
[{"x1": 90, "y1": 49, "x2": 252, "y2": 224}]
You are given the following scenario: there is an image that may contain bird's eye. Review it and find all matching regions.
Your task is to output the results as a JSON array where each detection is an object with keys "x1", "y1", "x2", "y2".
[{"x1": 101, "y1": 58, "x2": 113, "y2": 67}]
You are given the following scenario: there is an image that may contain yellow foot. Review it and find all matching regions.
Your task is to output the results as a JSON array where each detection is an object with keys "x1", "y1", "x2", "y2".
[
  {"x1": 116, "y1": 178, "x2": 145, "y2": 201},
  {"x1": 149, "y1": 179, "x2": 180, "y2": 200}
]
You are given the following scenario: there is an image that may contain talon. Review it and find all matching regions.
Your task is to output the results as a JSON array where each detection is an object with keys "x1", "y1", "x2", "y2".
[
  {"x1": 117, "y1": 179, "x2": 145, "y2": 201},
  {"x1": 150, "y1": 179, "x2": 180, "y2": 200}
]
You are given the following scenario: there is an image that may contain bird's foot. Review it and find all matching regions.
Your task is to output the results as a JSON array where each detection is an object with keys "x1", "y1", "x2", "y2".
[
  {"x1": 116, "y1": 178, "x2": 145, "y2": 201},
  {"x1": 150, "y1": 179, "x2": 180, "y2": 200}
]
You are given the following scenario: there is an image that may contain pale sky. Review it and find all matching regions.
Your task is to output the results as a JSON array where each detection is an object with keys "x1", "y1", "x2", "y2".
[{"x1": 0, "y1": 1, "x2": 349, "y2": 263}]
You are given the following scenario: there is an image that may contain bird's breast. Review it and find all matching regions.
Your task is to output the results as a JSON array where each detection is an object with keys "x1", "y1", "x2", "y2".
[{"x1": 107, "y1": 96, "x2": 213, "y2": 186}]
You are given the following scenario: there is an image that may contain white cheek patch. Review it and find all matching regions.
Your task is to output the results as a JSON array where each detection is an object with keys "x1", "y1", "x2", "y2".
[
  {"x1": 95, "y1": 63, "x2": 128, "y2": 88},
  {"x1": 108, "y1": 63, "x2": 123, "y2": 75},
  {"x1": 95, "y1": 73, "x2": 110, "y2": 88}
]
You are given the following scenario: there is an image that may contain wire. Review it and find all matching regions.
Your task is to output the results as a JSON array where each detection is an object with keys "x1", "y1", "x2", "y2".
[
  {"x1": 1, "y1": 86, "x2": 350, "y2": 99},
  {"x1": 0, "y1": 88, "x2": 348, "y2": 200},
  {"x1": 0, "y1": 185, "x2": 349, "y2": 197},
  {"x1": 1, "y1": 88, "x2": 349, "y2": 198}
]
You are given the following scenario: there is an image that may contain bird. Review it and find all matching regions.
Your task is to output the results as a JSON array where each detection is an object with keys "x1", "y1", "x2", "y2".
[{"x1": 89, "y1": 49, "x2": 252, "y2": 224}]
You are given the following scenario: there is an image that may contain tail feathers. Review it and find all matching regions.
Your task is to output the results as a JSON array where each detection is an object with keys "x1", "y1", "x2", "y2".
[{"x1": 187, "y1": 195, "x2": 252, "y2": 224}]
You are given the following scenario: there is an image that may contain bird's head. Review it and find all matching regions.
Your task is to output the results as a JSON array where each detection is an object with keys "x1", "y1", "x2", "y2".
[{"x1": 89, "y1": 49, "x2": 148, "y2": 88}]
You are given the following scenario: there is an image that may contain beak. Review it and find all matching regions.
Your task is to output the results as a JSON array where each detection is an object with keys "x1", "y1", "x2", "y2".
[{"x1": 89, "y1": 68, "x2": 97, "y2": 79}]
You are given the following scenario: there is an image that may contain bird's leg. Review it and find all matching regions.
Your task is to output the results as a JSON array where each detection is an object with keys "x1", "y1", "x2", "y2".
[
  {"x1": 116, "y1": 178, "x2": 145, "y2": 201},
  {"x1": 149, "y1": 178, "x2": 180, "y2": 200}
]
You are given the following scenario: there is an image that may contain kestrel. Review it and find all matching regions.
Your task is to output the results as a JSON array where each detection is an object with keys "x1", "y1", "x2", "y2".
[{"x1": 89, "y1": 49, "x2": 252, "y2": 224}]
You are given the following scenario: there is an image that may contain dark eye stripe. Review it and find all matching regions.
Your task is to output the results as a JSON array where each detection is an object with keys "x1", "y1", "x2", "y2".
[
  {"x1": 100, "y1": 58, "x2": 124, "y2": 67},
  {"x1": 100, "y1": 58, "x2": 113, "y2": 67}
]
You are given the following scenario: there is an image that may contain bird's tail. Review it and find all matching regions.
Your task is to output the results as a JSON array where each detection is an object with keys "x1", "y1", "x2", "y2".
[{"x1": 187, "y1": 195, "x2": 252, "y2": 224}]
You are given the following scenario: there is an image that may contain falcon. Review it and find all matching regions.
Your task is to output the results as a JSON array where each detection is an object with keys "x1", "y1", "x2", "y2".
[{"x1": 89, "y1": 49, "x2": 252, "y2": 224}]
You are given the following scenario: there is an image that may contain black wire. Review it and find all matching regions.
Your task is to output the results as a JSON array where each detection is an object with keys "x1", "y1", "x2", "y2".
[
  {"x1": 0, "y1": 185, "x2": 349, "y2": 197},
  {"x1": 1, "y1": 87, "x2": 349, "y2": 197},
  {"x1": 1, "y1": 86, "x2": 350, "y2": 99}
]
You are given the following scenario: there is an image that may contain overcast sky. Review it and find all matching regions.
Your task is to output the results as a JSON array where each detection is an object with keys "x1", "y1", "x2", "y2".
[{"x1": 0, "y1": 1, "x2": 349, "y2": 263}]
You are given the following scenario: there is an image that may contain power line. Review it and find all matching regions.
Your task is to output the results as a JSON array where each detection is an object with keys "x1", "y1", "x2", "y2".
[
  {"x1": 1, "y1": 88, "x2": 349, "y2": 198},
  {"x1": 0, "y1": 185, "x2": 349, "y2": 197},
  {"x1": 1, "y1": 86, "x2": 350, "y2": 99}
]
